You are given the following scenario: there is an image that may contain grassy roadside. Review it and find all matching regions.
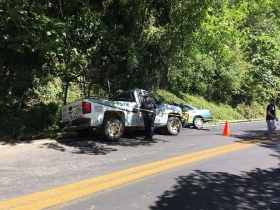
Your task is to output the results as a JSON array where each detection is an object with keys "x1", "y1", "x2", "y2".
[{"x1": 156, "y1": 90, "x2": 266, "y2": 125}]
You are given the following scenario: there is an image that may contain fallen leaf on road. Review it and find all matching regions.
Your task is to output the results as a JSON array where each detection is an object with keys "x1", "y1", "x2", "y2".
[{"x1": 140, "y1": 194, "x2": 146, "y2": 198}]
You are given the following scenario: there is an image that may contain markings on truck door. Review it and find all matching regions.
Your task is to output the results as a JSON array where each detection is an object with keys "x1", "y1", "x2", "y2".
[{"x1": 116, "y1": 102, "x2": 129, "y2": 107}]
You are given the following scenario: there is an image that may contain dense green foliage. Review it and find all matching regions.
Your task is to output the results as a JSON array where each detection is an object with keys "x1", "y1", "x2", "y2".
[{"x1": 0, "y1": 0, "x2": 280, "y2": 140}]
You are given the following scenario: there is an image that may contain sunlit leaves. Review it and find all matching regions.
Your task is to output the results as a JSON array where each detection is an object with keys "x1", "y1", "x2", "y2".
[{"x1": 0, "y1": 0, "x2": 280, "y2": 121}]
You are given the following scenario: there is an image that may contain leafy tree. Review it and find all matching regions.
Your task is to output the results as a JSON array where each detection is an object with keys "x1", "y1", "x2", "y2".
[{"x1": 1, "y1": 0, "x2": 280, "y2": 139}]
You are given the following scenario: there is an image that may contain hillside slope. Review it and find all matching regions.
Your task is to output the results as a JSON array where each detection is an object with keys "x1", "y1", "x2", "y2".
[{"x1": 156, "y1": 90, "x2": 266, "y2": 124}]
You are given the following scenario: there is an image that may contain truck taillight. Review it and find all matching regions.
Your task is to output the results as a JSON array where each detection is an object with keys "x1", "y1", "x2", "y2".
[{"x1": 82, "y1": 102, "x2": 91, "y2": 114}]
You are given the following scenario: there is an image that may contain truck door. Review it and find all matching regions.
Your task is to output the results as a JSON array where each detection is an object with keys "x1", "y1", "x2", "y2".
[
  {"x1": 137, "y1": 93, "x2": 145, "y2": 127},
  {"x1": 127, "y1": 91, "x2": 140, "y2": 127},
  {"x1": 140, "y1": 91, "x2": 168, "y2": 125},
  {"x1": 114, "y1": 91, "x2": 140, "y2": 127},
  {"x1": 138, "y1": 92, "x2": 158, "y2": 127}
]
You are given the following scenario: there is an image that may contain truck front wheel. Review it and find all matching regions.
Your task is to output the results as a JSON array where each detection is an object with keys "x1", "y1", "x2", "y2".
[
  {"x1": 101, "y1": 118, "x2": 124, "y2": 141},
  {"x1": 166, "y1": 117, "x2": 182, "y2": 135}
]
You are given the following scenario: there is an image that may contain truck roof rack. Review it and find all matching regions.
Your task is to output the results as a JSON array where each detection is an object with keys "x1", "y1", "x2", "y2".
[{"x1": 63, "y1": 73, "x2": 128, "y2": 105}]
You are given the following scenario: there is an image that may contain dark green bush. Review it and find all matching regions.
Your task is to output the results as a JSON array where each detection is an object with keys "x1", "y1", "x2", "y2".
[
  {"x1": 0, "y1": 102, "x2": 59, "y2": 141},
  {"x1": 20, "y1": 102, "x2": 59, "y2": 134}
]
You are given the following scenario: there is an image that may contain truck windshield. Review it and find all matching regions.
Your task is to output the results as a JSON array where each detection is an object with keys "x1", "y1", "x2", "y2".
[{"x1": 141, "y1": 91, "x2": 160, "y2": 105}]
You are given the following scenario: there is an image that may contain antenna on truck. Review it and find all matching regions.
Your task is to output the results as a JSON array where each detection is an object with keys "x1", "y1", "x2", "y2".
[{"x1": 107, "y1": 76, "x2": 111, "y2": 99}]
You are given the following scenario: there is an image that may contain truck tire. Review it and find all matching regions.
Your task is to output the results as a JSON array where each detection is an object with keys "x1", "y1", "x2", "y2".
[
  {"x1": 194, "y1": 117, "x2": 203, "y2": 130},
  {"x1": 166, "y1": 116, "x2": 182, "y2": 135},
  {"x1": 101, "y1": 118, "x2": 124, "y2": 141}
]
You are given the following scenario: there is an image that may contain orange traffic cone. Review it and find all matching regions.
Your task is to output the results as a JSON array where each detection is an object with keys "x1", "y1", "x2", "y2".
[{"x1": 222, "y1": 121, "x2": 231, "y2": 136}]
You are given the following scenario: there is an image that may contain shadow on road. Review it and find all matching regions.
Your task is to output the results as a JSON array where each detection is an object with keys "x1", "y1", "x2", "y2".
[
  {"x1": 150, "y1": 167, "x2": 280, "y2": 210},
  {"x1": 39, "y1": 130, "x2": 167, "y2": 155},
  {"x1": 232, "y1": 130, "x2": 280, "y2": 153},
  {"x1": 149, "y1": 129, "x2": 280, "y2": 210},
  {"x1": 231, "y1": 129, "x2": 280, "y2": 141}
]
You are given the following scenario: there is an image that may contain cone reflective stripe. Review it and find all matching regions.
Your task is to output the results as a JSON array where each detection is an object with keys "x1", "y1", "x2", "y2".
[{"x1": 222, "y1": 120, "x2": 231, "y2": 136}]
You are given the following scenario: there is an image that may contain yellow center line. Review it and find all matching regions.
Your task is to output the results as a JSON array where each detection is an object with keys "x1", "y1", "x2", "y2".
[{"x1": 0, "y1": 140, "x2": 269, "y2": 210}]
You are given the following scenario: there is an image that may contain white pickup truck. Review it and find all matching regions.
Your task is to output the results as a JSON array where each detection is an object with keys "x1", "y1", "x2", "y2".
[{"x1": 60, "y1": 74, "x2": 183, "y2": 141}]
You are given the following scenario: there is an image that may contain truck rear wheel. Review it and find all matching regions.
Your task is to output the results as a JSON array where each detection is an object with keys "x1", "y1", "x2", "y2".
[
  {"x1": 101, "y1": 118, "x2": 124, "y2": 141},
  {"x1": 166, "y1": 116, "x2": 182, "y2": 135}
]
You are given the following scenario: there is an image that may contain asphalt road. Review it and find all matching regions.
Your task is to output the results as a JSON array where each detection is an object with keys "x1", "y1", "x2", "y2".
[{"x1": 1, "y1": 121, "x2": 280, "y2": 210}]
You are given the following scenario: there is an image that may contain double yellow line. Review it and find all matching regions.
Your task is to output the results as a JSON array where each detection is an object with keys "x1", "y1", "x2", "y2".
[{"x1": 0, "y1": 140, "x2": 267, "y2": 210}]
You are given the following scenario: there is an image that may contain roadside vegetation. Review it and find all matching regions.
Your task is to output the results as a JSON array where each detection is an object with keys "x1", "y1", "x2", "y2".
[
  {"x1": 0, "y1": 0, "x2": 279, "y2": 141},
  {"x1": 156, "y1": 90, "x2": 266, "y2": 124},
  {"x1": 0, "y1": 85, "x2": 266, "y2": 142}
]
